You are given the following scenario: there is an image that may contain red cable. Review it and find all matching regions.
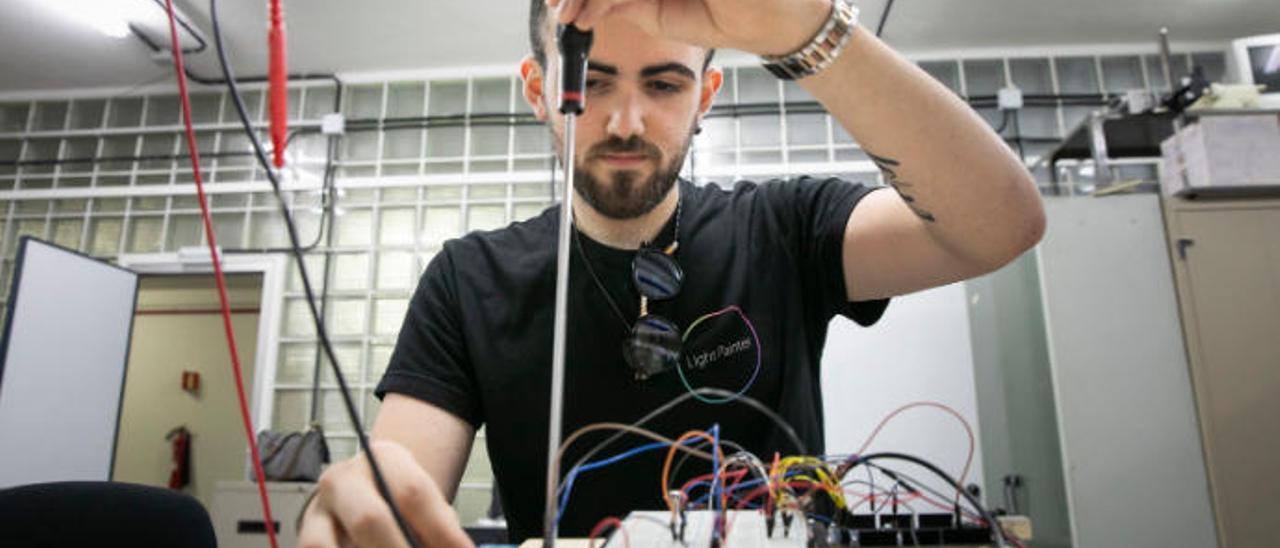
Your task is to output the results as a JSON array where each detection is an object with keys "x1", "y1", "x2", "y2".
[
  {"x1": 679, "y1": 469, "x2": 746, "y2": 498},
  {"x1": 852, "y1": 401, "x2": 976, "y2": 502},
  {"x1": 268, "y1": 0, "x2": 288, "y2": 168},
  {"x1": 588, "y1": 516, "x2": 628, "y2": 548},
  {"x1": 162, "y1": 2, "x2": 281, "y2": 547}
]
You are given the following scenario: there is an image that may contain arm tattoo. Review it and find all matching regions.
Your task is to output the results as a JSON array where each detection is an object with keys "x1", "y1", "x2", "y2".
[{"x1": 868, "y1": 152, "x2": 936, "y2": 222}]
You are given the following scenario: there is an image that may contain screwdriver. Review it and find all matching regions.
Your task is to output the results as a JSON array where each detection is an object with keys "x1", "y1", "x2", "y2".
[{"x1": 542, "y1": 22, "x2": 593, "y2": 548}]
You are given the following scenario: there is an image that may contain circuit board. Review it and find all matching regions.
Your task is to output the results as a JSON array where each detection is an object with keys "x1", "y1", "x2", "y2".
[
  {"x1": 577, "y1": 510, "x2": 1004, "y2": 548},
  {"x1": 600, "y1": 510, "x2": 807, "y2": 548}
]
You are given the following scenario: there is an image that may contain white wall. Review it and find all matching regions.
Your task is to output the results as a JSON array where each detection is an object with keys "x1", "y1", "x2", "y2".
[
  {"x1": 112, "y1": 274, "x2": 262, "y2": 509},
  {"x1": 1037, "y1": 194, "x2": 1217, "y2": 548},
  {"x1": 821, "y1": 282, "x2": 984, "y2": 498}
]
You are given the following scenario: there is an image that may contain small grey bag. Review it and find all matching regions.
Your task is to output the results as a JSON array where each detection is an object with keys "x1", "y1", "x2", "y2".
[{"x1": 255, "y1": 426, "x2": 330, "y2": 482}]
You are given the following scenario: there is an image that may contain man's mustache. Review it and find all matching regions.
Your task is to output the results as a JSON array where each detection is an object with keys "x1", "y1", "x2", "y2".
[{"x1": 587, "y1": 136, "x2": 661, "y2": 159}]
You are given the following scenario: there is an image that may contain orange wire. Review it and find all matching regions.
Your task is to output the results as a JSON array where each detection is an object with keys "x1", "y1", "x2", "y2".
[{"x1": 662, "y1": 430, "x2": 725, "y2": 512}]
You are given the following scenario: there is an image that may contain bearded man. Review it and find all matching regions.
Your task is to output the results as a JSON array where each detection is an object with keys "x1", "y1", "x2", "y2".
[{"x1": 300, "y1": 0, "x2": 1045, "y2": 546}]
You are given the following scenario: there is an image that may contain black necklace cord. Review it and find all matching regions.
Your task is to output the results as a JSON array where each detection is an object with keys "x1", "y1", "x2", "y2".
[{"x1": 571, "y1": 188, "x2": 684, "y2": 331}]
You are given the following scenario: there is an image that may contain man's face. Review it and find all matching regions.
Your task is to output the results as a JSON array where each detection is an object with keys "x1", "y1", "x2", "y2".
[{"x1": 522, "y1": 17, "x2": 722, "y2": 220}]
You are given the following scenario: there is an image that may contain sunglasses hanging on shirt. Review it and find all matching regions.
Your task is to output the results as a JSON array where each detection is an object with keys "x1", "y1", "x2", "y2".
[
  {"x1": 624, "y1": 245, "x2": 684, "y2": 379},
  {"x1": 574, "y1": 195, "x2": 686, "y2": 380}
]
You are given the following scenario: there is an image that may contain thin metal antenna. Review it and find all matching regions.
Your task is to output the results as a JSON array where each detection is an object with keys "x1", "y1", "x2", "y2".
[
  {"x1": 542, "y1": 23, "x2": 593, "y2": 548},
  {"x1": 1158, "y1": 28, "x2": 1175, "y2": 94}
]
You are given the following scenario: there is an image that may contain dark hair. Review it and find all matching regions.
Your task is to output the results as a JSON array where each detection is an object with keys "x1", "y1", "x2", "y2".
[{"x1": 528, "y1": 1, "x2": 715, "y2": 71}]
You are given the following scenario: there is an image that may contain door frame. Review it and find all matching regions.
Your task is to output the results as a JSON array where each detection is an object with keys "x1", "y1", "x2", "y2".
[{"x1": 118, "y1": 251, "x2": 287, "y2": 431}]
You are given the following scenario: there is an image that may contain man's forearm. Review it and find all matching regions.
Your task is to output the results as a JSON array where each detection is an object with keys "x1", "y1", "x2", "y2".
[{"x1": 801, "y1": 21, "x2": 1045, "y2": 269}]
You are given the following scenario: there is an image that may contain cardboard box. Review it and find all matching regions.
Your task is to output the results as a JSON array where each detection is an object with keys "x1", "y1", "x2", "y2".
[{"x1": 1159, "y1": 114, "x2": 1280, "y2": 196}]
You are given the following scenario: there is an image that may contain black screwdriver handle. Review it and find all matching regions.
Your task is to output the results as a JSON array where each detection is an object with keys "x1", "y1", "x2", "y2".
[{"x1": 557, "y1": 24, "x2": 594, "y2": 115}]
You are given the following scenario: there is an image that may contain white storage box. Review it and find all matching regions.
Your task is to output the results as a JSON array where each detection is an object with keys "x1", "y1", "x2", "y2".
[
  {"x1": 211, "y1": 481, "x2": 314, "y2": 548},
  {"x1": 1159, "y1": 113, "x2": 1280, "y2": 197}
]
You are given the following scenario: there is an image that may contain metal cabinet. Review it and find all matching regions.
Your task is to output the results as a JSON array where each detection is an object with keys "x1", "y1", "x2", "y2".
[{"x1": 1163, "y1": 197, "x2": 1280, "y2": 548}]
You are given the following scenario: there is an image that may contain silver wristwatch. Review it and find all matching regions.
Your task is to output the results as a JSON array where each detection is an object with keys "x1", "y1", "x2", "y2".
[{"x1": 760, "y1": 0, "x2": 860, "y2": 80}]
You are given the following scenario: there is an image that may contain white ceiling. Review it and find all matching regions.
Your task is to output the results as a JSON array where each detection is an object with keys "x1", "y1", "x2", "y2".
[{"x1": 1, "y1": 0, "x2": 1278, "y2": 94}]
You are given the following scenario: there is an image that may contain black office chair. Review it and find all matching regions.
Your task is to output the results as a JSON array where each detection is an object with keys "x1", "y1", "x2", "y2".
[{"x1": 0, "y1": 481, "x2": 216, "y2": 547}]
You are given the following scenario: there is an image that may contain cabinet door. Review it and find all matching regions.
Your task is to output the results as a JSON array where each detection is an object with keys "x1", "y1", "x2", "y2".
[{"x1": 1168, "y1": 200, "x2": 1280, "y2": 548}]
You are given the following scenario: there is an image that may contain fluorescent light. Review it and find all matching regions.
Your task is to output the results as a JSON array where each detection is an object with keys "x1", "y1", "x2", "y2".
[{"x1": 40, "y1": 0, "x2": 163, "y2": 39}]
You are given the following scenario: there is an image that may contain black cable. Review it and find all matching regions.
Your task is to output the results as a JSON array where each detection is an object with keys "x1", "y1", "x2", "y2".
[
  {"x1": 844, "y1": 453, "x2": 1009, "y2": 546},
  {"x1": 1, "y1": 127, "x2": 311, "y2": 168},
  {"x1": 6, "y1": 149, "x2": 251, "y2": 168},
  {"x1": 223, "y1": 132, "x2": 337, "y2": 254},
  {"x1": 876, "y1": 0, "x2": 896, "y2": 38},
  {"x1": 130, "y1": 0, "x2": 207, "y2": 55},
  {"x1": 208, "y1": 1, "x2": 420, "y2": 546},
  {"x1": 868, "y1": 459, "x2": 876, "y2": 512},
  {"x1": 127, "y1": 8, "x2": 343, "y2": 114},
  {"x1": 994, "y1": 110, "x2": 1012, "y2": 134},
  {"x1": 1011, "y1": 111, "x2": 1026, "y2": 164},
  {"x1": 308, "y1": 136, "x2": 341, "y2": 422},
  {"x1": 135, "y1": 25, "x2": 343, "y2": 99},
  {"x1": 865, "y1": 461, "x2": 976, "y2": 541}
]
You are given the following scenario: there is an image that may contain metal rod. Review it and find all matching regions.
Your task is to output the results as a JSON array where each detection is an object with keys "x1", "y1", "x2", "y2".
[
  {"x1": 1159, "y1": 28, "x2": 1175, "y2": 93},
  {"x1": 542, "y1": 24, "x2": 593, "y2": 547},
  {"x1": 542, "y1": 110, "x2": 577, "y2": 548}
]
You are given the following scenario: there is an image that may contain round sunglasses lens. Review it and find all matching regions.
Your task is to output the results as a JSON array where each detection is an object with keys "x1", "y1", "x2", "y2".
[
  {"x1": 623, "y1": 315, "x2": 681, "y2": 380},
  {"x1": 632, "y1": 249, "x2": 683, "y2": 300}
]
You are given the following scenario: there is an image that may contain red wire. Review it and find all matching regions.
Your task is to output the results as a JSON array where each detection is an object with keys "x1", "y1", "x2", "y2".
[
  {"x1": 267, "y1": 0, "x2": 288, "y2": 168},
  {"x1": 679, "y1": 468, "x2": 747, "y2": 499},
  {"x1": 162, "y1": 2, "x2": 280, "y2": 547},
  {"x1": 852, "y1": 401, "x2": 976, "y2": 502},
  {"x1": 588, "y1": 516, "x2": 628, "y2": 548}
]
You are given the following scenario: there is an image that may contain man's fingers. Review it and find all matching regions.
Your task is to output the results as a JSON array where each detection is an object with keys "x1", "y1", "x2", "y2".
[
  {"x1": 570, "y1": 0, "x2": 629, "y2": 31},
  {"x1": 324, "y1": 467, "x2": 413, "y2": 548},
  {"x1": 556, "y1": 0, "x2": 584, "y2": 25},
  {"x1": 365, "y1": 440, "x2": 472, "y2": 548},
  {"x1": 384, "y1": 465, "x2": 472, "y2": 548},
  {"x1": 299, "y1": 440, "x2": 473, "y2": 548},
  {"x1": 350, "y1": 440, "x2": 473, "y2": 548}
]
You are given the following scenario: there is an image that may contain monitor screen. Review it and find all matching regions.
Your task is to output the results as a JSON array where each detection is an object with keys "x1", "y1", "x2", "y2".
[
  {"x1": 0, "y1": 237, "x2": 139, "y2": 488},
  {"x1": 1248, "y1": 44, "x2": 1280, "y2": 93}
]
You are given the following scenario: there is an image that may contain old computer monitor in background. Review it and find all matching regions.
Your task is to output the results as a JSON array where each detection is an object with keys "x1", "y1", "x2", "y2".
[
  {"x1": 0, "y1": 237, "x2": 139, "y2": 488},
  {"x1": 1229, "y1": 33, "x2": 1280, "y2": 107}
]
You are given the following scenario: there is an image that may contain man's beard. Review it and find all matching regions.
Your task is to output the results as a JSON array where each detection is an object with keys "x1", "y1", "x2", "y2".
[{"x1": 564, "y1": 130, "x2": 692, "y2": 220}]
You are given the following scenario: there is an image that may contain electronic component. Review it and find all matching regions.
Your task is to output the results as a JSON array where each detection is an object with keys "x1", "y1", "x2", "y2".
[
  {"x1": 551, "y1": 510, "x2": 1009, "y2": 548},
  {"x1": 602, "y1": 510, "x2": 806, "y2": 548}
]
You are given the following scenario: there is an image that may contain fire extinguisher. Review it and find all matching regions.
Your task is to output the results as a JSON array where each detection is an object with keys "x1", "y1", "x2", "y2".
[{"x1": 166, "y1": 426, "x2": 191, "y2": 490}]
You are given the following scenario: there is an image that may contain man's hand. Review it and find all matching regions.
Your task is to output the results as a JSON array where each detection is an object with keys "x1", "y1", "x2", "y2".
[
  {"x1": 547, "y1": 0, "x2": 832, "y2": 57},
  {"x1": 298, "y1": 440, "x2": 474, "y2": 548}
]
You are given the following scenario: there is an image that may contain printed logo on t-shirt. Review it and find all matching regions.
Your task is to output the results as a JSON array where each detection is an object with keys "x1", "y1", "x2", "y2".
[
  {"x1": 679, "y1": 306, "x2": 762, "y2": 394},
  {"x1": 685, "y1": 336, "x2": 753, "y2": 370}
]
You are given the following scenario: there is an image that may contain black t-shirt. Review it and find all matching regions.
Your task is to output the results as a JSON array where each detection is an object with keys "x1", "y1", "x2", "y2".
[{"x1": 376, "y1": 177, "x2": 889, "y2": 542}]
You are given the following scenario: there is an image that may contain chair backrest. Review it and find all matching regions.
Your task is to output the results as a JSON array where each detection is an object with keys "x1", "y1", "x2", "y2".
[{"x1": 0, "y1": 481, "x2": 215, "y2": 547}]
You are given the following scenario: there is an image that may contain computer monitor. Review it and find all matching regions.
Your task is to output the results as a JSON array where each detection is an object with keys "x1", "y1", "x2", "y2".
[
  {"x1": 1229, "y1": 33, "x2": 1280, "y2": 106},
  {"x1": 0, "y1": 237, "x2": 139, "y2": 488}
]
